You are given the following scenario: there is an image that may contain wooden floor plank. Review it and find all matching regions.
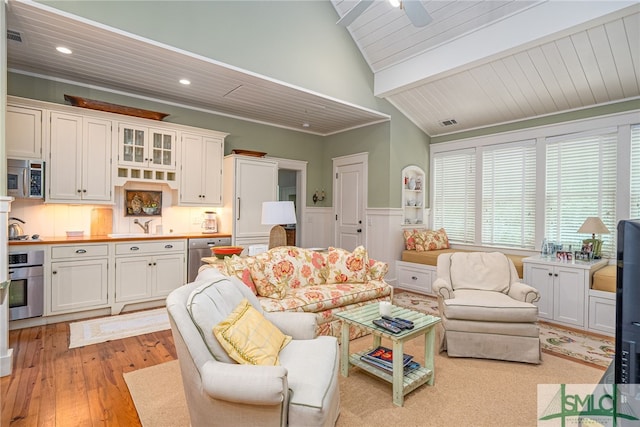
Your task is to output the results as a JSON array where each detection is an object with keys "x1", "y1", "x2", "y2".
[{"x1": 1, "y1": 317, "x2": 176, "y2": 427}]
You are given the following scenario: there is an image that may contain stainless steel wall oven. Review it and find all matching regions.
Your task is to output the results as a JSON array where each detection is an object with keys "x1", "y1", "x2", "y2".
[{"x1": 8, "y1": 249, "x2": 44, "y2": 321}]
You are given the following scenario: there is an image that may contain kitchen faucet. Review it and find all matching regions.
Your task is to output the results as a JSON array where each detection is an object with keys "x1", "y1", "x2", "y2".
[{"x1": 134, "y1": 219, "x2": 153, "y2": 234}]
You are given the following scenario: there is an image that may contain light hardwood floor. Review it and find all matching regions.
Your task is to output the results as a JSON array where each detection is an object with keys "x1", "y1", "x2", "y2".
[{"x1": 1, "y1": 320, "x2": 177, "y2": 426}]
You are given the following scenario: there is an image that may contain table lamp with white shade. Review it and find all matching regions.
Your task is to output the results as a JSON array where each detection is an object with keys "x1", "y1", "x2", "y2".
[
  {"x1": 262, "y1": 201, "x2": 297, "y2": 249},
  {"x1": 577, "y1": 216, "x2": 610, "y2": 259}
]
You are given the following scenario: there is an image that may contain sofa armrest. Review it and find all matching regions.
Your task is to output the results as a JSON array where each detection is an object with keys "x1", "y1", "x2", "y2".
[
  {"x1": 432, "y1": 278, "x2": 454, "y2": 300},
  {"x1": 201, "y1": 360, "x2": 288, "y2": 405},
  {"x1": 264, "y1": 311, "x2": 316, "y2": 340},
  {"x1": 507, "y1": 281, "x2": 540, "y2": 304}
]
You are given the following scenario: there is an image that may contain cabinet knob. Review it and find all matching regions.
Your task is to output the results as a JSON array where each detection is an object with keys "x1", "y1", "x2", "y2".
[
  {"x1": 77, "y1": 189, "x2": 81, "y2": 193},
  {"x1": 83, "y1": 189, "x2": 87, "y2": 193},
  {"x1": 411, "y1": 276, "x2": 418, "y2": 280},
  {"x1": 548, "y1": 272, "x2": 552, "y2": 276},
  {"x1": 52, "y1": 271, "x2": 57, "y2": 275},
  {"x1": 164, "y1": 244, "x2": 173, "y2": 249},
  {"x1": 554, "y1": 273, "x2": 558, "y2": 277},
  {"x1": 75, "y1": 249, "x2": 87, "y2": 254},
  {"x1": 130, "y1": 246, "x2": 140, "y2": 251},
  {"x1": 153, "y1": 262, "x2": 157, "y2": 266},
  {"x1": 148, "y1": 263, "x2": 152, "y2": 266}
]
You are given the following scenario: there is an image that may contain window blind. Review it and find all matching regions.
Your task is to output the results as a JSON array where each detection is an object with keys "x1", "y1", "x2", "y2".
[
  {"x1": 631, "y1": 125, "x2": 640, "y2": 218},
  {"x1": 433, "y1": 150, "x2": 476, "y2": 243},
  {"x1": 482, "y1": 141, "x2": 536, "y2": 248},
  {"x1": 545, "y1": 129, "x2": 617, "y2": 256}
]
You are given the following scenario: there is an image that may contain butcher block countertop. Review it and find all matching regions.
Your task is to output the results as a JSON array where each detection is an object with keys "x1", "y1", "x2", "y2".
[{"x1": 8, "y1": 232, "x2": 232, "y2": 246}]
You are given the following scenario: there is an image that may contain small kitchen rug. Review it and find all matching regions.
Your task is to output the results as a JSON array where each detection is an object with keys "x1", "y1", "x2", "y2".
[
  {"x1": 393, "y1": 290, "x2": 614, "y2": 369},
  {"x1": 69, "y1": 308, "x2": 170, "y2": 349}
]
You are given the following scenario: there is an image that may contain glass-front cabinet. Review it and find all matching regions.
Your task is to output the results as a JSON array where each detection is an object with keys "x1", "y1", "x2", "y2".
[
  {"x1": 118, "y1": 123, "x2": 176, "y2": 170},
  {"x1": 401, "y1": 165, "x2": 425, "y2": 226}
]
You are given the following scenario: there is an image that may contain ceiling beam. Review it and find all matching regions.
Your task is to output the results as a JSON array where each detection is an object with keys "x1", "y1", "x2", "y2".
[{"x1": 374, "y1": 1, "x2": 639, "y2": 98}]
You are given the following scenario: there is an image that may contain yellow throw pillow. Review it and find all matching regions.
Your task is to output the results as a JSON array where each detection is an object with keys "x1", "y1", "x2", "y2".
[{"x1": 213, "y1": 299, "x2": 292, "y2": 366}]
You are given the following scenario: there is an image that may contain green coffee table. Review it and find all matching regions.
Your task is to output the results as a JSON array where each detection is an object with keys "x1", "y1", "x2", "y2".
[{"x1": 336, "y1": 303, "x2": 441, "y2": 407}]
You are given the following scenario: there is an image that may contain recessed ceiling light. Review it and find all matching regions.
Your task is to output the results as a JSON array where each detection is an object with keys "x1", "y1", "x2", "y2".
[
  {"x1": 56, "y1": 46, "x2": 72, "y2": 54},
  {"x1": 302, "y1": 122, "x2": 310, "y2": 128},
  {"x1": 179, "y1": 79, "x2": 191, "y2": 85}
]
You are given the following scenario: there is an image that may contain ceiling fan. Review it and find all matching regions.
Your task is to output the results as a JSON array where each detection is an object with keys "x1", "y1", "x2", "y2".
[{"x1": 337, "y1": 0, "x2": 432, "y2": 28}]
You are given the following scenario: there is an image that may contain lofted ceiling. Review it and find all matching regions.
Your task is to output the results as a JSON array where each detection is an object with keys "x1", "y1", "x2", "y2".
[
  {"x1": 5, "y1": 0, "x2": 390, "y2": 137},
  {"x1": 5, "y1": 0, "x2": 640, "y2": 139},
  {"x1": 332, "y1": 0, "x2": 640, "y2": 136}
]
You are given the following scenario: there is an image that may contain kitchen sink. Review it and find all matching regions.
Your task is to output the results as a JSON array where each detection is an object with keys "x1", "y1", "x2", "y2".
[{"x1": 107, "y1": 233, "x2": 159, "y2": 238}]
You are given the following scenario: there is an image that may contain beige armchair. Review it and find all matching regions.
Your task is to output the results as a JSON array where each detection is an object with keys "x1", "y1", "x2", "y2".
[
  {"x1": 432, "y1": 252, "x2": 541, "y2": 364},
  {"x1": 166, "y1": 270, "x2": 340, "y2": 426}
]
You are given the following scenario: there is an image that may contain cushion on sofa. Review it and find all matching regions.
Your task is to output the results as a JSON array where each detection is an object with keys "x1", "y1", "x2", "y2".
[
  {"x1": 367, "y1": 258, "x2": 389, "y2": 281},
  {"x1": 258, "y1": 280, "x2": 392, "y2": 314},
  {"x1": 450, "y1": 252, "x2": 511, "y2": 293},
  {"x1": 443, "y1": 289, "x2": 539, "y2": 323},
  {"x1": 592, "y1": 264, "x2": 616, "y2": 292},
  {"x1": 323, "y1": 246, "x2": 369, "y2": 284},
  {"x1": 224, "y1": 255, "x2": 258, "y2": 294},
  {"x1": 187, "y1": 275, "x2": 261, "y2": 364},
  {"x1": 213, "y1": 298, "x2": 292, "y2": 366},
  {"x1": 249, "y1": 247, "x2": 328, "y2": 299}
]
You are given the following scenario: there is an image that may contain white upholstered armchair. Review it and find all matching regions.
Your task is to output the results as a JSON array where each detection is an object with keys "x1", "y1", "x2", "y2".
[
  {"x1": 166, "y1": 270, "x2": 340, "y2": 426},
  {"x1": 432, "y1": 252, "x2": 542, "y2": 364}
]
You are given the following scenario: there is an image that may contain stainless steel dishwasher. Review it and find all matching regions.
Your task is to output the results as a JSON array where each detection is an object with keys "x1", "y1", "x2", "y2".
[{"x1": 187, "y1": 237, "x2": 231, "y2": 282}]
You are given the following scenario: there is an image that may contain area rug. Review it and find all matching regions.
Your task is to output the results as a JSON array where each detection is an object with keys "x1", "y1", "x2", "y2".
[
  {"x1": 125, "y1": 337, "x2": 604, "y2": 427},
  {"x1": 69, "y1": 308, "x2": 170, "y2": 349},
  {"x1": 393, "y1": 291, "x2": 614, "y2": 369}
]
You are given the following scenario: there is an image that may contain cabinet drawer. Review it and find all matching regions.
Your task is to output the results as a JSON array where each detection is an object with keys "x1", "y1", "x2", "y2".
[
  {"x1": 115, "y1": 240, "x2": 185, "y2": 255},
  {"x1": 396, "y1": 261, "x2": 434, "y2": 295},
  {"x1": 51, "y1": 244, "x2": 108, "y2": 259}
]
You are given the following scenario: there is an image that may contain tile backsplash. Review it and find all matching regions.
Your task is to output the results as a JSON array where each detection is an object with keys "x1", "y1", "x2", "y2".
[{"x1": 8, "y1": 183, "x2": 222, "y2": 237}]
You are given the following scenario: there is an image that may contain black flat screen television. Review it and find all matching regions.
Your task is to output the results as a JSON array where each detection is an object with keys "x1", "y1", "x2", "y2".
[{"x1": 615, "y1": 219, "x2": 640, "y2": 384}]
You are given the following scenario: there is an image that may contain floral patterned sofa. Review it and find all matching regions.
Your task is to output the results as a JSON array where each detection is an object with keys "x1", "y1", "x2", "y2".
[{"x1": 196, "y1": 246, "x2": 392, "y2": 340}]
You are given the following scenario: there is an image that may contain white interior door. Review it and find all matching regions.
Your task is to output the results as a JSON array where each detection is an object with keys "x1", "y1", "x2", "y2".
[{"x1": 334, "y1": 153, "x2": 367, "y2": 250}]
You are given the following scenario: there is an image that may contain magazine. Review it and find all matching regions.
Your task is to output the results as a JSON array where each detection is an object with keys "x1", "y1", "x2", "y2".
[
  {"x1": 360, "y1": 357, "x2": 421, "y2": 375},
  {"x1": 360, "y1": 346, "x2": 413, "y2": 370}
]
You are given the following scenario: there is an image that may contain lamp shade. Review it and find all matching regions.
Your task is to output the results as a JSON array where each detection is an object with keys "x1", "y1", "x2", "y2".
[
  {"x1": 261, "y1": 201, "x2": 297, "y2": 225},
  {"x1": 577, "y1": 217, "x2": 610, "y2": 235}
]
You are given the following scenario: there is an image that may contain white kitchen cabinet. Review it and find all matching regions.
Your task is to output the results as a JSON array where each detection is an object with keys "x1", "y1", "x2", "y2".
[
  {"x1": 117, "y1": 123, "x2": 176, "y2": 170},
  {"x1": 401, "y1": 165, "x2": 425, "y2": 226},
  {"x1": 222, "y1": 155, "x2": 278, "y2": 247},
  {"x1": 179, "y1": 132, "x2": 225, "y2": 206},
  {"x1": 395, "y1": 260, "x2": 435, "y2": 295},
  {"x1": 49, "y1": 244, "x2": 109, "y2": 314},
  {"x1": 523, "y1": 255, "x2": 607, "y2": 329},
  {"x1": 6, "y1": 104, "x2": 43, "y2": 159},
  {"x1": 48, "y1": 112, "x2": 113, "y2": 203},
  {"x1": 115, "y1": 123, "x2": 177, "y2": 187},
  {"x1": 114, "y1": 240, "x2": 186, "y2": 312}
]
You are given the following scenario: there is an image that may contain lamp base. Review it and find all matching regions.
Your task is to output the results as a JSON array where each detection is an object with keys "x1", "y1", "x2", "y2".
[{"x1": 269, "y1": 225, "x2": 287, "y2": 249}]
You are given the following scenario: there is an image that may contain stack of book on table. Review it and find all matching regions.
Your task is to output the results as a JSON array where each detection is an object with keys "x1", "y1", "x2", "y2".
[{"x1": 360, "y1": 346, "x2": 421, "y2": 375}]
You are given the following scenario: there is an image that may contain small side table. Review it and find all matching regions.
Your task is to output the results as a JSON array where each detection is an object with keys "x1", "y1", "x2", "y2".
[{"x1": 335, "y1": 303, "x2": 441, "y2": 407}]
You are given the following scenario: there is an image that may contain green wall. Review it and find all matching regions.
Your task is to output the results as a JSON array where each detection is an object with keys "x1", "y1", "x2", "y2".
[{"x1": 32, "y1": 0, "x2": 430, "y2": 208}]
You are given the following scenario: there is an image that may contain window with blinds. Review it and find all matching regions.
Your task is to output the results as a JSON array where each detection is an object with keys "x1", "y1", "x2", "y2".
[
  {"x1": 545, "y1": 129, "x2": 617, "y2": 256},
  {"x1": 631, "y1": 125, "x2": 640, "y2": 218},
  {"x1": 432, "y1": 150, "x2": 475, "y2": 243},
  {"x1": 482, "y1": 141, "x2": 536, "y2": 248}
]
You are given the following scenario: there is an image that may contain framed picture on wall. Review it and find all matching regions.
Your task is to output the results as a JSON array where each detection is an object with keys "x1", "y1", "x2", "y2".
[{"x1": 125, "y1": 190, "x2": 162, "y2": 216}]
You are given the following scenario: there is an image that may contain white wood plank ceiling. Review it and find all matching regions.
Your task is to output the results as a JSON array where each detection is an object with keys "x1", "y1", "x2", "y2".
[
  {"x1": 5, "y1": 1, "x2": 640, "y2": 138},
  {"x1": 332, "y1": 0, "x2": 640, "y2": 136},
  {"x1": 5, "y1": 0, "x2": 389, "y2": 136}
]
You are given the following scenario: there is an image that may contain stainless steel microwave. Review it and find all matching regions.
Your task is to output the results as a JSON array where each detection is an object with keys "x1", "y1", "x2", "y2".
[{"x1": 7, "y1": 159, "x2": 44, "y2": 199}]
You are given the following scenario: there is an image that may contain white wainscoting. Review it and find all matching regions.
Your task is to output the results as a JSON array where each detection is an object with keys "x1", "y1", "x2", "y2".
[{"x1": 301, "y1": 207, "x2": 334, "y2": 249}]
